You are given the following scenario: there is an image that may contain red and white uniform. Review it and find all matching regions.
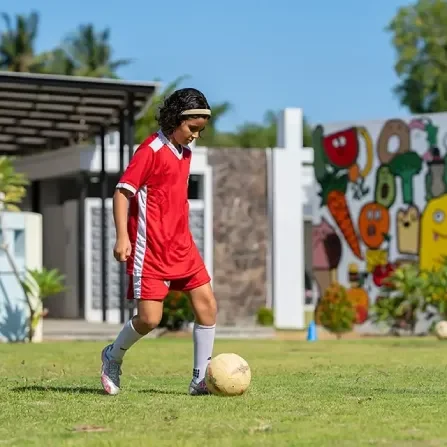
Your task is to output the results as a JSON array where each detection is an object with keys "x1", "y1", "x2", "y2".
[{"x1": 116, "y1": 131, "x2": 210, "y2": 300}]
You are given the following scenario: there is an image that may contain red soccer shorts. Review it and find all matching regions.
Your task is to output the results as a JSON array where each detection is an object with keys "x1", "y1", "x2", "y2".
[{"x1": 126, "y1": 266, "x2": 211, "y2": 301}]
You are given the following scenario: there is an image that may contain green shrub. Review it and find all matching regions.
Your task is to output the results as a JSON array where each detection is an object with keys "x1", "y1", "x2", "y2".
[
  {"x1": 159, "y1": 291, "x2": 194, "y2": 331},
  {"x1": 420, "y1": 259, "x2": 447, "y2": 320},
  {"x1": 315, "y1": 283, "x2": 355, "y2": 339},
  {"x1": 371, "y1": 263, "x2": 426, "y2": 334},
  {"x1": 256, "y1": 307, "x2": 274, "y2": 326}
]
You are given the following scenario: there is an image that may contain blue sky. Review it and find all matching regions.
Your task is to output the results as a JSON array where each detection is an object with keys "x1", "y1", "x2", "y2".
[{"x1": 4, "y1": 0, "x2": 408, "y2": 131}]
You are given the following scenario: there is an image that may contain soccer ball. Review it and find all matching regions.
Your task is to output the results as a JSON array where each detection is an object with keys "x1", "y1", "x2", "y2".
[
  {"x1": 205, "y1": 353, "x2": 251, "y2": 396},
  {"x1": 435, "y1": 321, "x2": 447, "y2": 340}
]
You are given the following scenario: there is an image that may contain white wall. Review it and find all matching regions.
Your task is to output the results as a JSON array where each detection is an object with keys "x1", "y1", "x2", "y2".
[{"x1": 271, "y1": 108, "x2": 307, "y2": 330}]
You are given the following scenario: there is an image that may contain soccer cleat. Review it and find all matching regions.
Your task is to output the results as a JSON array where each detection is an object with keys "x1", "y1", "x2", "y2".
[
  {"x1": 100, "y1": 344, "x2": 122, "y2": 396},
  {"x1": 189, "y1": 378, "x2": 210, "y2": 396}
]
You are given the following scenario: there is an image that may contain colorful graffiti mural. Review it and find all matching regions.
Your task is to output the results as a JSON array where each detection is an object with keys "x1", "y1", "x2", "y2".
[{"x1": 311, "y1": 113, "x2": 447, "y2": 326}]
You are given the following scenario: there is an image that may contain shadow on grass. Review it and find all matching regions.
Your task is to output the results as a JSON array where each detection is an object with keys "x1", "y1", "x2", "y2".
[
  {"x1": 12, "y1": 385, "x2": 105, "y2": 395},
  {"x1": 138, "y1": 388, "x2": 189, "y2": 396},
  {"x1": 12, "y1": 385, "x2": 187, "y2": 396}
]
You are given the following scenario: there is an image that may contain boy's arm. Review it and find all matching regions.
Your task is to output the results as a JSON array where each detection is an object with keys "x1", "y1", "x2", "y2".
[
  {"x1": 113, "y1": 188, "x2": 132, "y2": 239},
  {"x1": 112, "y1": 188, "x2": 132, "y2": 262},
  {"x1": 112, "y1": 143, "x2": 154, "y2": 261}
]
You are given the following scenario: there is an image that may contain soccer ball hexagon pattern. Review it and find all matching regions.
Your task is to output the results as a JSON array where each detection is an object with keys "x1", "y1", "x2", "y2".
[{"x1": 205, "y1": 353, "x2": 251, "y2": 396}]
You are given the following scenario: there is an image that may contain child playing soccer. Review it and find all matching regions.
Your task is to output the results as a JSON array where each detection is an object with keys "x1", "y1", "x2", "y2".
[{"x1": 100, "y1": 88, "x2": 217, "y2": 396}]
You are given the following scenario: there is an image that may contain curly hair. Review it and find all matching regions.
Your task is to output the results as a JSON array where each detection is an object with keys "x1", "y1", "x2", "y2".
[{"x1": 157, "y1": 88, "x2": 211, "y2": 135}]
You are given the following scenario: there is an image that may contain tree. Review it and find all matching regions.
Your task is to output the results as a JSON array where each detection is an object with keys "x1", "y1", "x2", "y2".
[
  {"x1": 228, "y1": 112, "x2": 313, "y2": 148},
  {"x1": 49, "y1": 24, "x2": 132, "y2": 78},
  {"x1": 0, "y1": 156, "x2": 28, "y2": 211},
  {"x1": 0, "y1": 11, "x2": 48, "y2": 72},
  {"x1": 387, "y1": 0, "x2": 447, "y2": 113},
  {"x1": 42, "y1": 48, "x2": 75, "y2": 76}
]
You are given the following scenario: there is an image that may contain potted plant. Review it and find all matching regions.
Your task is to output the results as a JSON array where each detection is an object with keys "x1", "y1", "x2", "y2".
[
  {"x1": 315, "y1": 282, "x2": 356, "y2": 339},
  {"x1": 21, "y1": 267, "x2": 65, "y2": 342}
]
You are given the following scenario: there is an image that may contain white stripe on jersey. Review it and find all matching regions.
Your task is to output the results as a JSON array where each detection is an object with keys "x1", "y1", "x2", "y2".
[{"x1": 133, "y1": 185, "x2": 148, "y2": 277}]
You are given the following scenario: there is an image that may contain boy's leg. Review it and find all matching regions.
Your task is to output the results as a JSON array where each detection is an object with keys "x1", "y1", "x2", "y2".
[
  {"x1": 100, "y1": 276, "x2": 167, "y2": 395},
  {"x1": 173, "y1": 267, "x2": 217, "y2": 395}
]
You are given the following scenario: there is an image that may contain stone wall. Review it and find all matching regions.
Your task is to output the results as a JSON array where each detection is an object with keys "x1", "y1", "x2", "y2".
[{"x1": 208, "y1": 148, "x2": 268, "y2": 325}]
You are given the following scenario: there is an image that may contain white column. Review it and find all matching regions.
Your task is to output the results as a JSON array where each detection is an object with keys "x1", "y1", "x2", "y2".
[{"x1": 272, "y1": 108, "x2": 305, "y2": 329}]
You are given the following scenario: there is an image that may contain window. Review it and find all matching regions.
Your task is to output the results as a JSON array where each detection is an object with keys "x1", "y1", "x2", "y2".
[{"x1": 188, "y1": 174, "x2": 204, "y2": 200}]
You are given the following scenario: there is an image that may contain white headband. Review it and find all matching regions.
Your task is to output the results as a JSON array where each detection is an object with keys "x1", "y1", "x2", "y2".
[{"x1": 181, "y1": 108, "x2": 212, "y2": 117}]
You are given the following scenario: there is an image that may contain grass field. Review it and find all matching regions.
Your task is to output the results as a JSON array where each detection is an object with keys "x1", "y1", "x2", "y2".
[{"x1": 1, "y1": 337, "x2": 447, "y2": 446}]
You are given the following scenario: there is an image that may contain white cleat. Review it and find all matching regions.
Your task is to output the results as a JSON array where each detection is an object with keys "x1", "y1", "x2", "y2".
[
  {"x1": 100, "y1": 344, "x2": 122, "y2": 396},
  {"x1": 189, "y1": 379, "x2": 210, "y2": 396}
]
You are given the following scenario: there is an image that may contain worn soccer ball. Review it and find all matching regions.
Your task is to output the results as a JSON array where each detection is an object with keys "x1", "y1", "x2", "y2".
[
  {"x1": 205, "y1": 353, "x2": 251, "y2": 396},
  {"x1": 435, "y1": 321, "x2": 447, "y2": 340}
]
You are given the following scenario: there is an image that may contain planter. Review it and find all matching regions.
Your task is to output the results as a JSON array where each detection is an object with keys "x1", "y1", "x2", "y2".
[{"x1": 32, "y1": 317, "x2": 43, "y2": 343}]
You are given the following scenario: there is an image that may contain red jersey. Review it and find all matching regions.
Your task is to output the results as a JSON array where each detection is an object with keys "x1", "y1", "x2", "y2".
[{"x1": 116, "y1": 131, "x2": 204, "y2": 279}]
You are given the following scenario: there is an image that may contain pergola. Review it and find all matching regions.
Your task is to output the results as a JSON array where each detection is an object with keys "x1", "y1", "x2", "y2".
[{"x1": 0, "y1": 71, "x2": 160, "y2": 323}]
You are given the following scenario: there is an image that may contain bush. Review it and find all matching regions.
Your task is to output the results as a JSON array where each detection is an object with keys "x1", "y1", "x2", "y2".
[
  {"x1": 315, "y1": 283, "x2": 355, "y2": 339},
  {"x1": 256, "y1": 307, "x2": 274, "y2": 326},
  {"x1": 159, "y1": 291, "x2": 194, "y2": 331},
  {"x1": 420, "y1": 262, "x2": 447, "y2": 320},
  {"x1": 371, "y1": 263, "x2": 426, "y2": 335}
]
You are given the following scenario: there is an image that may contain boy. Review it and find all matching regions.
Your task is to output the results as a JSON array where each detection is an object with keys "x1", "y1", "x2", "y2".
[{"x1": 100, "y1": 88, "x2": 217, "y2": 396}]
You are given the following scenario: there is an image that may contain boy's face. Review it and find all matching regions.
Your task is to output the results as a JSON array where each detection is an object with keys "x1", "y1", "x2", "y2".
[{"x1": 172, "y1": 117, "x2": 209, "y2": 146}]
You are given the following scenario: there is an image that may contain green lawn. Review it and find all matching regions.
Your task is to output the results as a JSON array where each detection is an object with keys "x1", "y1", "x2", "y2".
[{"x1": 1, "y1": 337, "x2": 447, "y2": 446}]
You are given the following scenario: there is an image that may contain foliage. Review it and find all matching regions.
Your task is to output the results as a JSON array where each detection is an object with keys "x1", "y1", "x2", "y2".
[
  {"x1": 387, "y1": 0, "x2": 447, "y2": 113},
  {"x1": 419, "y1": 256, "x2": 447, "y2": 319},
  {"x1": 52, "y1": 24, "x2": 132, "y2": 77},
  {"x1": 0, "y1": 10, "x2": 313, "y2": 148},
  {"x1": 256, "y1": 306, "x2": 274, "y2": 326},
  {"x1": 0, "y1": 10, "x2": 49, "y2": 72},
  {"x1": 159, "y1": 291, "x2": 194, "y2": 331},
  {"x1": 134, "y1": 74, "x2": 313, "y2": 149},
  {"x1": 21, "y1": 267, "x2": 66, "y2": 338},
  {"x1": 21, "y1": 267, "x2": 66, "y2": 300},
  {"x1": 370, "y1": 258, "x2": 447, "y2": 335},
  {"x1": 218, "y1": 112, "x2": 313, "y2": 149},
  {"x1": 371, "y1": 263, "x2": 427, "y2": 334},
  {"x1": 0, "y1": 11, "x2": 129, "y2": 78},
  {"x1": 0, "y1": 156, "x2": 28, "y2": 211},
  {"x1": 315, "y1": 283, "x2": 355, "y2": 338}
]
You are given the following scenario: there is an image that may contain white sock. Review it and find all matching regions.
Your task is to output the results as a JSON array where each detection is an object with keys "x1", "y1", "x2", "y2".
[
  {"x1": 109, "y1": 319, "x2": 143, "y2": 362},
  {"x1": 192, "y1": 323, "x2": 216, "y2": 383}
]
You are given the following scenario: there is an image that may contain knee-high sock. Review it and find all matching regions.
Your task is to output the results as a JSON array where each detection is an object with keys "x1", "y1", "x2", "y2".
[{"x1": 192, "y1": 323, "x2": 216, "y2": 383}]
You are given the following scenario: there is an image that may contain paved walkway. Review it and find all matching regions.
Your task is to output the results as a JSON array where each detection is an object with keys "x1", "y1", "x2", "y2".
[
  {"x1": 42, "y1": 319, "x2": 276, "y2": 341},
  {"x1": 42, "y1": 319, "x2": 407, "y2": 342}
]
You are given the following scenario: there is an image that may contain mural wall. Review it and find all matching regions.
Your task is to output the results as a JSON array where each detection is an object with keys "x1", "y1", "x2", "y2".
[{"x1": 311, "y1": 113, "x2": 447, "y2": 326}]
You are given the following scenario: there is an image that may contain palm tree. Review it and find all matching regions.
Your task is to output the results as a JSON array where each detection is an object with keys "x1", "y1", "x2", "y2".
[
  {"x1": 53, "y1": 24, "x2": 132, "y2": 78},
  {"x1": 42, "y1": 47, "x2": 75, "y2": 76},
  {"x1": 0, "y1": 11, "x2": 48, "y2": 72}
]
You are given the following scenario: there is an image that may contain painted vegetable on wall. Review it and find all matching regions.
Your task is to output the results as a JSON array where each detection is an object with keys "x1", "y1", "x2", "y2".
[
  {"x1": 388, "y1": 151, "x2": 423, "y2": 205},
  {"x1": 374, "y1": 165, "x2": 396, "y2": 208},
  {"x1": 318, "y1": 172, "x2": 363, "y2": 260}
]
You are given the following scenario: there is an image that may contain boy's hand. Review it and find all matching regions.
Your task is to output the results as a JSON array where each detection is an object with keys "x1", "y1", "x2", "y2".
[{"x1": 113, "y1": 236, "x2": 131, "y2": 262}]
